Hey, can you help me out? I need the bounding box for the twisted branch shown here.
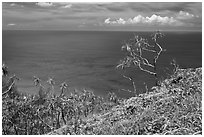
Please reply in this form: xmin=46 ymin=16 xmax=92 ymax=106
xmin=137 ymin=62 xmax=156 ymax=76
xmin=153 ymin=39 xmax=163 ymax=66
xmin=122 ymin=74 xmax=136 ymax=92
xmin=117 ymin=31 xmax=164 ymax=89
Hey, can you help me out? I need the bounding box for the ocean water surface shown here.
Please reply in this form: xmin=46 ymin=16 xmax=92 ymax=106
xmin=2 ymin=30 xmax=202 ymax=98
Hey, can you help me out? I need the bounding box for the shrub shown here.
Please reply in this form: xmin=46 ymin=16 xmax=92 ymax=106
xmin=2 ymin=64 xmax=117 ymax=135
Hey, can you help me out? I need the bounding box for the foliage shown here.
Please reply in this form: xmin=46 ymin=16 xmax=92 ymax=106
xmin=60 ymin=67 xmax=201 ymax=135
xmin=2 ymin=63 xmax=202 ymax=135
xmin=2 ymin=64 xmax=120 ymax=135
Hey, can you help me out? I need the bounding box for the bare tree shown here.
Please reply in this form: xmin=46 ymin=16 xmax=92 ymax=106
xmin=116 ymin=31 xmax=165 ymax=92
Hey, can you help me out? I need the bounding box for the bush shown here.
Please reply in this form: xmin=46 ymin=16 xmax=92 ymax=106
xmin=2 ymin=64 xmax=118 ymax=135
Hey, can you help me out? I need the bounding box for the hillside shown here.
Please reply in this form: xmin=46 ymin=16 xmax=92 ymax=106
xmin=47 ymin=67 xmax=202 ymax=135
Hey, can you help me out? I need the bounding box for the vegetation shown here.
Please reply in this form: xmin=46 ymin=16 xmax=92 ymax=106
xmin=2 ymin=32 xmax=202 ymax=135
xmin=117 ymin=31 xmax=165 ymax=92
xmin=2 ymin=65 xmax=121 ymax=135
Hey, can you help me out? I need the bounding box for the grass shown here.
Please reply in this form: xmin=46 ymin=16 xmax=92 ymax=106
xmin=2 ymin=65 xmax=202 ymax=135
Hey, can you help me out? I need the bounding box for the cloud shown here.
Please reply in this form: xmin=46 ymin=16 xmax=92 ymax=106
xmin=7 ymin=23 xmax=16 ymax=26
xmin=2 ymin=2 xmax=201 ymax=31
xmin=60 ymin=4 xmax=72 ymax=8
xmin=36 ymin=2 xmax=54 ymax=7
xmin=145 ymin=15 xmax=177 ymax=25
xmin=104 ymin=14 xmax=182 ymax=26
xmin=130 ymin=3 xmax=187 ymax=12
xmin=10 ymin=3 xmax=16 ymax=6
xmin=176 ymin=11 xmax=197 ymax=19
xmin=53 ymin=3 xmax=72 ymax=8
xmin=9 ymin=3 xmax=24 ymax=7
xmin=106 ymin=6 xmax=126 ymax=12
xmin=104 ymin=18 xmax=111 ymax=24
xmin=116 ymin=18 xmax=126 ymax=24
xmin=104 ymin=18 xmax=118 ymax=24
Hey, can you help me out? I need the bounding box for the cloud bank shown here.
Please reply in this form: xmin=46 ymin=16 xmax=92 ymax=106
xmin=177 ymin=11 xmax=197 ymax=19
xmin=104 ymin=10 xmax=198 ymax=26
xmin=36 ymin=2 xmax=54 ymax=7
xmin=104 ymin=14 xmax=182 ymax=26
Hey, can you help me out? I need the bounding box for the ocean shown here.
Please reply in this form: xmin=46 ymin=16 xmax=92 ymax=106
xmin=2 ymin=30 xmax=202 ymax=98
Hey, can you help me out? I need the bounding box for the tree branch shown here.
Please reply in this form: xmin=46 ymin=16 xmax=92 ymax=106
xmin=37 ymin=111 xmax=54 ymax=130
xmin=2 ymin=82 xmax=15 ymax=96
xmin=138 ymin=63 xmax=156 ymax=76
xmin=122 ymin=74 xmax=136 ymax=92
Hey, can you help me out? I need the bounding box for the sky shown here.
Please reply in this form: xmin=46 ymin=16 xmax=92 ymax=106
xmin=2 ymin=2 xmax=202 ymax=31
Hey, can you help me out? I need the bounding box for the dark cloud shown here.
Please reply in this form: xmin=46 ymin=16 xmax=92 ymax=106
xmin=184 ymin=2 xmax=202 ymax=17
xmin=129 ymin=2 xmax=190 ymax=13
xmin=57 ymin=16 xmax=97 ymax=20
xmin=103 ymin=3 xmax=128 ymax=12
xmin=106 ymin=7 xmax=125 ymax=12
xmin=69 ymin=4 xmax=105 ymax=13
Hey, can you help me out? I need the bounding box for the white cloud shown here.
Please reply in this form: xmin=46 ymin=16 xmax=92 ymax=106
xmin=105 ymin=18 xmax=126 ymax=24
xmin=61 ymin=4 xmax=72 ymax=8
xmin=10 ymin=3 xmax=24 ymax=7
xmin=104 ymin=14 xmax=182 ymax=26
xmin=129 ymin=15 xmax=145 ymax=23
xmin=117 ymin=18 xmax=126 ymax=24
xmin=177 ymin=11 xmax=195 ymax=19
xmin=10 ymin=3 xmax=16 ymax=6
xmin=7 ymin=23 xmax=16 ymax=26
xmin=145 ymin=14 xmax=177 ymax=25
xmin=36 ymin=2 xmax=73 ymax=8
xmin=36 ymin=2 xmax=54 ymax=7
xmin=104 ymin=18 xmax=111 ymax=24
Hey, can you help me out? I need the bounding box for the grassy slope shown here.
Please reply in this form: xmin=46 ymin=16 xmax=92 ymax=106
xmin=48 ymin=67 xmax=202 ymax=135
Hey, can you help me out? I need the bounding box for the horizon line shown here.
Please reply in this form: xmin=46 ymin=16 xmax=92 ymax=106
xmin=2 ymin=29 xmax=202 ymax=32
